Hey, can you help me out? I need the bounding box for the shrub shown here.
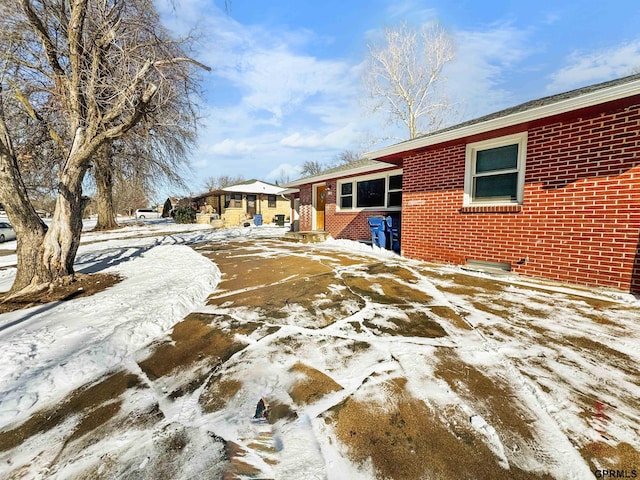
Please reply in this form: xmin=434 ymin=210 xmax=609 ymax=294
xmin=173 ymin=206 xmax=196 ymax=224
xmin=162 ymin=198 xmax=173 ymax=218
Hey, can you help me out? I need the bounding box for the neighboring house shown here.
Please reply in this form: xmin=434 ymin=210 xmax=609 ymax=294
xmin=193 ymin=179 xmax=291 ymax=227
xmin=287 ymin=74 xmax=640 ymax=293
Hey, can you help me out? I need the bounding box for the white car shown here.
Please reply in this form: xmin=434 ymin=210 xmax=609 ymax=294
xmin=135 ymin=209 xmax=161 ymax=219
xmin=0 ymin=221 xmax=16 ymax=243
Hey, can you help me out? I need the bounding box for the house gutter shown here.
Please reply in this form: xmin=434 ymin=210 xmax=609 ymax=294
xmin=366 ymin=77 xmax=640 ymax=161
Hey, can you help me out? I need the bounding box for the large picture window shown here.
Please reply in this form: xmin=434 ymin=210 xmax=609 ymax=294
xmin=337 ymin=170 xmax=402 ymax=211
xmin=464 ymin=133 xmax=527 ymax=205
xmin=357 ymin=178 xmax=385 ymax=208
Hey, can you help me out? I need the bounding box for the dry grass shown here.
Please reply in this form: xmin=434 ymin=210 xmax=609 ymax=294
xmin=434 ymin=348 xmax=537 ymax=442
xmin=200 ymin=375 xmax=243 ymax=413
xmin=365 ymin=263 xmax=419 ymax=283
xmin=580 ymin=441 xmax=640 ymax=473
xmin=342 ymin=274 xmax=433 ymax=304
xmin=288 ymin=362 xmax=343 ymax=406
xmin=471 ymin=299 xmax=510 ymax=317
xmin=566 ymin=336 xmax=639 ymax=380
xmin=138 ymin=313 xmax=246 ymax=381
xmin=206 ymin=252 xmax=366 ymax=327
xmin=204 ymin=247 xmax=333 ymax=294
xmin=0 ymin=371 xmax=141 ymax=452
xmin=223 ymin=441 xmax=264 ymax=479
xmin=208 ymin=272 xmax=362 ymax=325
xmin=438 ymin=272 xmax=506 ymax=294
xmin=362 ymin=310 xmax=447 ymax=338
xmin=329 ymin=377 xmax=545 ymax=480
xmin=427 ymin=305 xmax=472 ymax=330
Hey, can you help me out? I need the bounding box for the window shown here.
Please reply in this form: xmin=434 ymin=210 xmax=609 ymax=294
xmin=225 ymin=194 xmax=242 ymax=208
xmin=340 ymin=182 xmax=353 ymax=208
xmin=357 ymin=178 xmax=385 ymax=208
xmin=388 ymin=174 xmax=402 ymax=207
xmin=268 ymin=195 xmax=277 ymax=208
xmin=464 ymin=133 xmax=527 ymax=205
xmin=337 ymin=170 xmax=402 ymax=211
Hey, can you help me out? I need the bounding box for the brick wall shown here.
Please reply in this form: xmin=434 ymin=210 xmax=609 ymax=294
xmin=402 ymin=101 xmax=640 ymax=293
xmin=298 ymin=184 xmax=313 ymax=231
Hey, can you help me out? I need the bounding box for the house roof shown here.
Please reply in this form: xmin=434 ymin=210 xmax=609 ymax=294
xmin=367 ymin=73 xmax=640 ymax=161
xmin=192 ymin=179 xmax=288 ymax=199
xmin=284 ymin=158 xmax=397 ymax=187
xmin=222 ymin=179 xmax=287 ymax=195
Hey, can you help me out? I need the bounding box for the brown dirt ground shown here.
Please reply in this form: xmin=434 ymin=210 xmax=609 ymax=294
xmin=0 ymin=273 xmax=122 ymax=314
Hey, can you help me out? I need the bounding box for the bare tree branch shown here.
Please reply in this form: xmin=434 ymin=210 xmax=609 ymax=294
xmin=363 ymin=21 xmax=455 ymax=140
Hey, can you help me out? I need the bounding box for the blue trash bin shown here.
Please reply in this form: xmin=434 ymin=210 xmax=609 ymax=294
xmin=386 ymin=216 xmax=400 ymax=252
xmin=367 ymin=217 xmax=387 ymax=248
xmin=253 ymin=214 xmax=263 ymax=226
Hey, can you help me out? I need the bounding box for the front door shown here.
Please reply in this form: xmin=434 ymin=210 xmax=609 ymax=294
xmin=315 ymin=185 xmax=326 ymax=231
xmin=246 ymin=195 xmax=257 ymax=217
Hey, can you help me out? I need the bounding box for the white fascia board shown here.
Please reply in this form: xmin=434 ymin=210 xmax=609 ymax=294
xmin=367 ymin=79 xmax=640 ymax=160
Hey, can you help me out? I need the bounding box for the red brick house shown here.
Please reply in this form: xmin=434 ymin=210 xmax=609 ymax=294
xmin=287 ymin=74 xmax=640 ymax=293
xmin=285 ymin=158 xmax=402 ymax=240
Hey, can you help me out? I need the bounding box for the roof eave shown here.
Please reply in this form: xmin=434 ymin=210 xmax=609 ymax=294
xmin=284 ymin=161 xmax=398 ymax=187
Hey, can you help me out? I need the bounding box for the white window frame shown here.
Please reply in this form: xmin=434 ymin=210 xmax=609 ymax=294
xmin=336 ymin=169 xmax=403 ymax=212
xmin=463 ymin=132 xmax=527 ymax=206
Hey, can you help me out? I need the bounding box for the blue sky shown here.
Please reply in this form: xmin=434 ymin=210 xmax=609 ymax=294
xmin=154 ymin=0 xmax=640 ymax=197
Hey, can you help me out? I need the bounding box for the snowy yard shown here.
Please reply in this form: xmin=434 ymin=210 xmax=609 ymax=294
xmin=0 ymin=219 xmax=639 ymax=479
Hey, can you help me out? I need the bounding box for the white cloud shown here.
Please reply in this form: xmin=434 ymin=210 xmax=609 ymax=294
xmin=280 ymin=132 xmax=325 ymax=148
xmin=183 ymin=11 xmax=357 ymax=124
xmin=265 ymin=163 xmax=303 ymax=182
xmin=206 ymin=138 xmax=256 ymax=156
xmin=229 ymin=48 xmax=353 ymax=120
xmin=280 ymin=123 xmax=360 ymax=150
xmin=384 ymin=0 xmax=438 ymax=24
xmin=546 ymin=40 xmax=640 ymax=93
xmin=444 ymin=24 xmax=533 ymax=121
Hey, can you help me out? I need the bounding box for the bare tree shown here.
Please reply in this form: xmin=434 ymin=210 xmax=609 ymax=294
xmin=202 ymin=174 xmax=245 ymax=191
xmin=0 ymin=87 xmax=49 ymax=291
xmin=273 ymin=168 xmax=290 ymax=186
xmin=113 ymin=175 xmax=148 ymax=216
xmin=0 ymin=0 xmax=208 ymax=294
xmin=299 ymin=160 xmax=324 ymax=177
xmin=1 ymin=89 xmax=61 ymax=214
xmin=92 ymin=141 xmax=119 ymax=229
xmin=363 ymin=21 xmax=455 ymax=140
xmin=334 ymin=149 xmax=362 ymax=166
xmin=92 ymin=115 xmax=195 ymax=231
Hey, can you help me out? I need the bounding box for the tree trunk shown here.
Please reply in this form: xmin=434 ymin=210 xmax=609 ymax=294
xmin=0 ymin=96 xmax=48 ymax=295
xmin=39 ymin=159 xmax=89 ymax=283
xmin=93 ymin=141 xmax=119 ymax=231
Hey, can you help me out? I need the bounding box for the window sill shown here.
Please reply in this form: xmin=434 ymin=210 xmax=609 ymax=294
xmin=335 ymin=207 xmax=402 ymax=214
xmin=459 ymin=204 xmax=522 ymax=214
